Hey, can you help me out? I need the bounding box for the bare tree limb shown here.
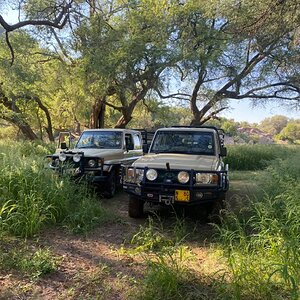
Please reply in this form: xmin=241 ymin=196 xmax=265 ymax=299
xmin=154 ymin=88 xmax=191 ymax=100
xmin=49 ymin=27 xmax=74 ymax=63
xmin=200 ymin=107 xmax=229 ymax=124
xmin=0 ymin=2 xmax=72 ymax=32
xmin=5 ymin=31 xmax=14 ymax=66
xmin=0 ymin=1 xmax=73 ymax=64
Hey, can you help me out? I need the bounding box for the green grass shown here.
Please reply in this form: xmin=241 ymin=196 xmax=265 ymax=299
xmin=0 ymin=140 xmax=113 ymax=237
xmin=229 ymin=170 xmax=262 ymax=181
xmin=224 ymin=144 xmax=299 ymax=170
xmin=0 ymin=239 xmax=59 ymax=280
xmin=218 ymin=150 xmax=300 ymax=299
xmin=122 ymin=216 xmax=228 ymax=300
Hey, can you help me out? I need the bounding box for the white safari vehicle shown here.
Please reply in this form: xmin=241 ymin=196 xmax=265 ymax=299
xmin=123 ymin=126 xmax=229 ymax=218
xmin=47 ymin=129 xmax=143 ymax=198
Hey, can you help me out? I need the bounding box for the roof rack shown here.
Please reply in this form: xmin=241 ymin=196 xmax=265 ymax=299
xmin=171 ymin=125 xmax=222 ymax=131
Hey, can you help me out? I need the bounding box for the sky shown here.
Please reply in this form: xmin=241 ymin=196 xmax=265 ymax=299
xmin=1 ymin=8 xmax=299 ymax=124
xmin=222 ymin=100 xmax=299 ymax=123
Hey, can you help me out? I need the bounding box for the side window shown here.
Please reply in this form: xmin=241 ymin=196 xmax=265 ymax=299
xmin=133 ymin=134 xmax=142 ymax=150
xmin=125 ymin=133 xmax=134 ymax=150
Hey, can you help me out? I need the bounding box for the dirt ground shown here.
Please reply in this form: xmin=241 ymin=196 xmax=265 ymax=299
xmin=0 ymin=181 xmax=252 ymax=300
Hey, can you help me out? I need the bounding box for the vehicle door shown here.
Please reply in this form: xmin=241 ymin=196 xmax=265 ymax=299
xmin=123 ymin=132 xmax=143 ymax=165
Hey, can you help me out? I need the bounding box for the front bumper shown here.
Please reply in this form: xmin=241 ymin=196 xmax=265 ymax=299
xmin=49 ymin=165 xmax=111 ymax=183
xmin=47 ymin=152 xmax=112 ymax=184
xmin=124 ymin=183 xmax=225 ymax=205
xmin=123 ymin=168 xmax=228 ymax=205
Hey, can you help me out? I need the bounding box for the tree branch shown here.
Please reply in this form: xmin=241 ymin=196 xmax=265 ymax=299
xmin=50 ymin=27 xmax=74 ymax=63
xmin=0 ymin=1 xmax=73 ymax=32
xmin=0 ymin=1 xmax=73 ymax=64
xmin=5 ymin=31 xmax=14 ymax=66
xmin=154 ymin=88 xmax=191 ymax=100
xmin=200 ymin=107 xmax=229 ymax=124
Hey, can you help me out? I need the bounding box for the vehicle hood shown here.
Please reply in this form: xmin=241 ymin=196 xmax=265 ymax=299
xmin=133 ymin=153 xmax=221 ymax=171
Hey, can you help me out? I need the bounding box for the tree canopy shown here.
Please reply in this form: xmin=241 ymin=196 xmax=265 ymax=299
xmin=0 ymin=0 xmax=299 ymax=139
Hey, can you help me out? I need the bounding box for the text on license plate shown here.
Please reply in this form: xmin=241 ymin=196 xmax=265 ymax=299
xmin=175 ymin=190 xmax=190 ymax=202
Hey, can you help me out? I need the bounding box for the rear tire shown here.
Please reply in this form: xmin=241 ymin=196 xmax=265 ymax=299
xmin=128 ymin=195 xmax=144 ymax=218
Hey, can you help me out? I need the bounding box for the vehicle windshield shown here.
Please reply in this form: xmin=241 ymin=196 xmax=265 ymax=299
xmin=76 ymin=131 xmax=123 ymax=149
xmin=150 ymin=131 xmax=215 ymax=155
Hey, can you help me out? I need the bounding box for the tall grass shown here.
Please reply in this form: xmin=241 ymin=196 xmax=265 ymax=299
xmin=224 ymin=144 xmax=298 ymax=170
xmin=0 ymin=140 xmax=111 ymax=237
xmin=218 ymin=150 xmax=300 ymax=299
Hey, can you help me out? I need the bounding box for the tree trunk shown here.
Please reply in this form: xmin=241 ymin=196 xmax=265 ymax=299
xmin=0 ymin=91 xmax=39 ymax=140
xmin=90 ymin=97 xmax=106 ymax=128
xmin=3 ymin=115 xmax=38 ymax=140
xmin=115 ymin=115 xmax=131 ymax=128
xmin=114 ymin=97 xmax=140 ymax=128
xmin=32 ymin=96 xmax=54 ymax=141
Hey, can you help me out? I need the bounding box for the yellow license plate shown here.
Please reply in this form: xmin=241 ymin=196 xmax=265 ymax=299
xmin=175 ymin=190 xmax=190 ymax=202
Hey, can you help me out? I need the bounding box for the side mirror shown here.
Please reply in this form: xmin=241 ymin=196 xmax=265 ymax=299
xmin=142 ymin=144 xmax=148 ymax=153
xmin=60 ymin=142 xmax=67 ymax=150
xmin=220 ymin=147 xmax=227 ymax=157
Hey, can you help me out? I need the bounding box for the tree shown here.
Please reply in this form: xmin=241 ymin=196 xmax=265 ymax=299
xmin=1 ymin=0 xmax=300 ymax=136
xmin=75 ymin=0 xmax=179 ymax=128
xmin=0 ymin=30 xmax=84 ymax=141
xmin=276 ymin=120 xmax=300 ymax=143
xmin=259 ymin=115 xmax=289 ymax=135
xmin=160 ymin=0 xmax=300 ymax=125
xmin=0 ymin=0 xmax=74 ymax=65
xmin=0 ymin=32 xmax=55 ymax=140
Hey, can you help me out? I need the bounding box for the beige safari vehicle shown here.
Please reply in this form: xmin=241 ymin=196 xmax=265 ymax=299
xmin=123 ymin=126 xmax=229 ymax=218
xmin=47 ymin=129 xmax=144 ymax=198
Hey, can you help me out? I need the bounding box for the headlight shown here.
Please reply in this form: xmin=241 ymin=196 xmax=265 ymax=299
xmin=126 ymin=168 xmax=144 ymax=182
xmin=52 ymin=158 xmax=60 ymax=167
xmin=127 ymin=168 xmax=135 ymax=180
xmin=196 ymin=173 xmax=218 ymax=184
xmin=59 ymin=153 xmax=67 ymax=162
xmin=178 ymin=171 xmax=190 ymax=184
xmin=73 ymin=153 xmax=81 ymax=162
xmin=88 ymin=159 xmax=97 ymax=168
xmin=146 ymin=169 xmax=157 ymax=181
xmin=136 ymin=169 xmax=144 ymax=182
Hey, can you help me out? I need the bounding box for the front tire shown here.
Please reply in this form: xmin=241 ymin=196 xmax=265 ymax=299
xmin=208 ymin=199 xmax=225 ymax=223
xmin=128 ymin=195 xmax=144 ymax=218
xmin=104 ymin=172 xmax=117 ymax=198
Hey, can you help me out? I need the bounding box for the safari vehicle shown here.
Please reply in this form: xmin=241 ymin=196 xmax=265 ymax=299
xmin=123 ymin=126 xmax=229 ymax=218
xmin=47 ymin=129 xmax=143 ymax=198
